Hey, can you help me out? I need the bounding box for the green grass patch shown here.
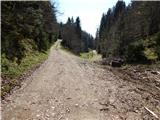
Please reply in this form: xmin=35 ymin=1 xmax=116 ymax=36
xmin=1 ymin=50 xmax=49 ymax=98
xmin=60 ymin=45 xmax=78 ymax=56
xmin=1 ymin=51 xmax=48 ymax=79
xmin=80 ymin=50 xmax=102 ymax=61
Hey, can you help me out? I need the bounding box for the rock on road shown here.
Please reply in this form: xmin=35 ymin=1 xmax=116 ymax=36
xmin=2 ymin=40 xmax=160 ymax=120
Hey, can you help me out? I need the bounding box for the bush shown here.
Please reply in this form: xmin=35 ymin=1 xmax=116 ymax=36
xmin=1 ymin=51 xmax=49 ymax=98
xmin=144 ymin=48 xmax=158 ymax=61
xmin=143 ymin=32 xmax=160 ymax=62
xmin=125 ymin=40 xmax=147 ymax=63
xmin=80 ymin=50 xmax=94 ymax=59
xmin=80 ymin=50 xmax=101 ymax=61
xmin=1 ymin=51 xmax=48 ymax=79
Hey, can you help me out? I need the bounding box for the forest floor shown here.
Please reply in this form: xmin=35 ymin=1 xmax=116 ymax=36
xmin=2 ymin=40 xmax=160 ymax=120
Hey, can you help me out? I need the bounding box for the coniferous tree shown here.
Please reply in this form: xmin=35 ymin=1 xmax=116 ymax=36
xmin=60 ymin=16 xmax=94 ymax=54
xmin=96 ymin=1 xmax=160 ymax=62
xmin=1 ymin=1 xmax=58 ymax=63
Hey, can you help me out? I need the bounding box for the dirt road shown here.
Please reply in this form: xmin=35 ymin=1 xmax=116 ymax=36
xmin=2 ymin=40 xmax=160 ymax=120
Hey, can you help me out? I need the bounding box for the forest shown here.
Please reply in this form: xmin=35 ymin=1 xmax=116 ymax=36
xmin=1 ymin=1 xmax=160 ymax=120
xmin=1 ymin=1 xmax=94 ymax=79
xmin=1 ymin=1 xmax=160 ymax=96
xmin=1 ymin=1 xmax=94 ymax=97
xmin=96 ymin=1 xmax=160 ymax=63
xmin=60 ymin=17 xmax=95 ymax=54
xmin=2 ymin=1 xmax=58 ymax=63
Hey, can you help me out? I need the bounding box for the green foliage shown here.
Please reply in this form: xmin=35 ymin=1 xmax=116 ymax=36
xmin=143 ymin=32 xmax=160 ymax=61
xmin=1 ymin=52 xmax=48 ymax=79
xmin=60 ymin=17 xmax=95 ymax=54
xmin=125 ymin=40 xmax=146 ymax=63
xmin=154 ymin=32 xmax=160 ymax=59
xmin=96 ymin=1 xmax=160 ymax=63
xmin=144 ymin=48 xmax=158 ymax=61
xmin=1 ymin=51 xmax=49 ymax=98
xmin=1 ymin=1 xmax=58 ymax=62
xmin=80 ymin=50 xmax=101 ymax=61
xmin=80 ymin=52 xmax=94 ymax=59
xmin=1 ymin=1 xmax=59 ymax=98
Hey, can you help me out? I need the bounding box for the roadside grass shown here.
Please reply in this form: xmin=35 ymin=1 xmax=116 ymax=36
xmin=80 ymin=50 xmax=102 ymax=61
xmin=60 ymin=44 xmax=102 ymax=61
xmin=60 ymin=45 xmax=78 ymax=56
xmin=1 ymin=51 xmax=49 ymax=98
xmin=2 ymin=51 xmax=49 ymax=79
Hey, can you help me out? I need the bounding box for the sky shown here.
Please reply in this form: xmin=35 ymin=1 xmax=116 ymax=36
xmin=54 ymin=0 xmax=131 ymax=37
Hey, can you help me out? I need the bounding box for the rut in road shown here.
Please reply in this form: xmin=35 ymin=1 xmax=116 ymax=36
xmin=2 ymin=40 xmax=160 ymax=120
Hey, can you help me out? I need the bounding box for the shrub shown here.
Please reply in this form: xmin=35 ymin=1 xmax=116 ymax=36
xmin=125 ymin=40 xmax=147 ymax=63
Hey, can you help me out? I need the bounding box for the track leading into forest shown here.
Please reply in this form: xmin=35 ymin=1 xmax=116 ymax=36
xmin=2 ymin=40 xmax=160 ymax=120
